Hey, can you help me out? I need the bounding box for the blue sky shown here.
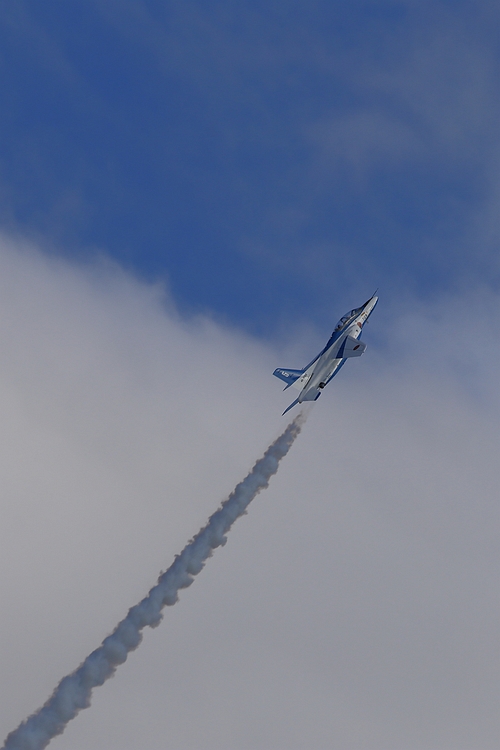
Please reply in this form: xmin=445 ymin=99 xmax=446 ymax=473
xmin=1 ymin=0 xmax=498 ymax=335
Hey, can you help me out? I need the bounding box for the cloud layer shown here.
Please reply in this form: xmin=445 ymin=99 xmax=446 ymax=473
xmin=0 ymin=236 xmax=499 ymax=749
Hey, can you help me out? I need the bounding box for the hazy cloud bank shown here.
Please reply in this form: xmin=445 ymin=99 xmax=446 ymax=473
xmin=0 ymin=235 xmax=499 ymax=749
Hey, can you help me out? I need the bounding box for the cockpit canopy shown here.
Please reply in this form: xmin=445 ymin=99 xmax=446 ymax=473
xmin=334 ymin=306 xmax=363 ymax=331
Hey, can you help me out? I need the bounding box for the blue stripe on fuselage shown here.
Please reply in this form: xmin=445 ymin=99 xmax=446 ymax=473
xmin=303 ymin=302 xmax=374 ymax=374
xmin=324 ymin=358 xmax=347 ymax=385
xmin=302 ymin=329 xmax=343 ymax=372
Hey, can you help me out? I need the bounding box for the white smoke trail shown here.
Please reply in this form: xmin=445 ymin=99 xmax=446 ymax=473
xmin=3 ymin=413 xmax=305 ymax=750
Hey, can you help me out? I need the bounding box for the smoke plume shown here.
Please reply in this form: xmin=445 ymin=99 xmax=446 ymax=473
xmin=2 ymin=413 xmax=305 ymax=750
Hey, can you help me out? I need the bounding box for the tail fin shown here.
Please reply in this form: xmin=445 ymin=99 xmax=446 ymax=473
xmin=273 ymin=368 xmax=303 ymax=390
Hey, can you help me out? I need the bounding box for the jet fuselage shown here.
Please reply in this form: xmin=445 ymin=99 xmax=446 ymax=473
xmin=274 ymin=295 xmax=378 ymax=414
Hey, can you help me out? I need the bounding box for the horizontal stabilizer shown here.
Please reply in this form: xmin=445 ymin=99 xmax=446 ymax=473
xmin=336 ymin=335 xmax=366 ymax=359
xmin=273 ymin=368 xmax=303 ymax=387
xmin=282 ymin=397 xmax=300 ymax=416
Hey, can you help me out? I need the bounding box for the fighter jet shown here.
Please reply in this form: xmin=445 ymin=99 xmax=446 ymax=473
xmin=274 ymin=294 xmax=378 ymax=415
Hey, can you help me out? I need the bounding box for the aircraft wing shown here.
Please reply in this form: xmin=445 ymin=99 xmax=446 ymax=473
xmin=336 ymin=335 xmax=366 ymax=358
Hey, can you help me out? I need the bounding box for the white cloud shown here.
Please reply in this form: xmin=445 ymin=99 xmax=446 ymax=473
xmin=0 ymin=235 xmax=499 ymax=749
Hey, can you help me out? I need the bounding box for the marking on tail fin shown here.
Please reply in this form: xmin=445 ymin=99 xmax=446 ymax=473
xmin=273 ymin=368 xmax=303 ymax=387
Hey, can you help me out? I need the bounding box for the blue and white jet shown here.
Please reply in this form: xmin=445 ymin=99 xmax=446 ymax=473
xmin=274 ymin=294 xmax=378 ymax=414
